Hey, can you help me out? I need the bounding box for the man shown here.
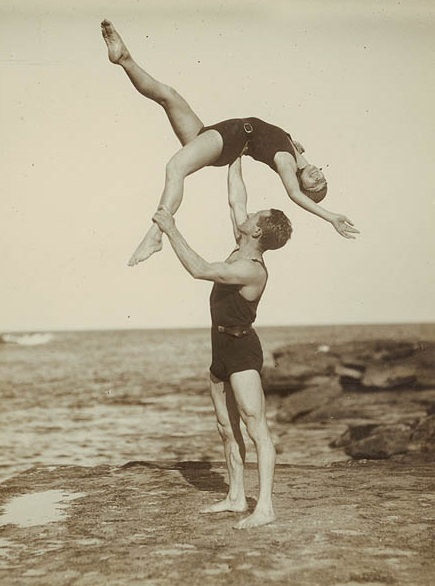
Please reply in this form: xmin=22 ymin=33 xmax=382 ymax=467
xmin=152 ymin=158 xmax=292 ymax=529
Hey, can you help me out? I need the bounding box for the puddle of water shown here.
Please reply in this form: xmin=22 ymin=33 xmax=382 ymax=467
xmin=0 ymin=490 xmax=85 ymax=528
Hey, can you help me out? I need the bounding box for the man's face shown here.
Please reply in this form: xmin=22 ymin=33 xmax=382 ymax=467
xmin=300 ymin=164 xmax=326 ymax=191
xmin=239 ymin=210 xmax=271 ymax=235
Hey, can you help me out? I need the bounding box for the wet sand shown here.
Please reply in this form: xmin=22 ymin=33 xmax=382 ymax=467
xmin=0 ymin=458 xmax=433 ymax=586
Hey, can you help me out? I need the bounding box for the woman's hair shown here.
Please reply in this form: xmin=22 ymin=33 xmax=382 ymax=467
xmin=300 ymin=183 xmax=328 ymax=203
xmin=258 ymin=209 xmax=293 ymax=251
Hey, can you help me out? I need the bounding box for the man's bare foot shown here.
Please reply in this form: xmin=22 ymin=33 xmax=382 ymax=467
xmin=200 ymin=498 xmax=248 ymax=514
xmin=101 ymin=19 xmax=130 ymax=64
xmin=233 ymin=508 xmax=275 ymax=530
xmin=128 ymin=234 xmax=163 ymax=266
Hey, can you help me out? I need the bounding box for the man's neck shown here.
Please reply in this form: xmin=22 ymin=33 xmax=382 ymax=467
xmin=236 ymin=236 xmax=262 ymax=260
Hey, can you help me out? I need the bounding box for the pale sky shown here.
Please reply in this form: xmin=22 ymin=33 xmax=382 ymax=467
xmin=1 ymin=0 xmax=434 ymax=331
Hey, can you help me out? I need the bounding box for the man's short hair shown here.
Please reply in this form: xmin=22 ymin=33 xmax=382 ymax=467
xmin=258 ymin=209 xmax=293 ymax=251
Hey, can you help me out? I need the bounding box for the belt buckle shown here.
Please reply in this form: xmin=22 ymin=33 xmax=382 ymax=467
xmin=243 ymin=122 xmax=253 ymax=134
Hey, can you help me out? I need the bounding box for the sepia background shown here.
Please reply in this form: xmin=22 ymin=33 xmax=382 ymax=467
xmin=1 ymin=0 xmax=434 ymax=333
xmin=1 ymin=3 xmax=435 ymax=584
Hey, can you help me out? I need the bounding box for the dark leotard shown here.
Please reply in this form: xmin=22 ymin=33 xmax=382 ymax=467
xmin=198 ymin=117 xmax=296 ymax=170
xmin=209 ymin=258 xmax=267 ymax=382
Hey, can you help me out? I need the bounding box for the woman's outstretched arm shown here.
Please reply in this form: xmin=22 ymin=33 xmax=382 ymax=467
xmin=275 ymin=153 xmax=359 ymax=239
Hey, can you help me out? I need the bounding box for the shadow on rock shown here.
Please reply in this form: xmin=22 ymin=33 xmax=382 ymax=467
xmin=120 ymin=460 xmax=228 ymax=493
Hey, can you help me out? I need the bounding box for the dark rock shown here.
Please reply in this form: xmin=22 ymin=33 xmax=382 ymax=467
xmin=409 ymin=415 xmax=435 ymax=454
xmin=267 ymin=338 xmax=435 ymax=461
xmin=276 ymin=380 xmax=342 ymax=423
xmin=264 ymin=339 xmax=435 ymax=394
xmin=343 ymin=423 xmax=413 ymax=459
xmin=262 ymin=344 xmax=339 ymax=394
xmin=330 ymin=424 xmax=379 ymax=448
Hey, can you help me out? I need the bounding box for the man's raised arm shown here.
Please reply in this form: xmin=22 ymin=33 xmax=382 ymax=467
xmin=227 ymin=157 xmax=248 ymax=241
xmin=152 ymin=209 xmax=258 ymax=286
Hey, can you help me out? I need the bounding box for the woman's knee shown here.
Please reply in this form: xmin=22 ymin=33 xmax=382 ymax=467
xmin=165 ymin=153 xmax=189 ymax=180
xmin=158 ymin=84 xmax=182 ymax=109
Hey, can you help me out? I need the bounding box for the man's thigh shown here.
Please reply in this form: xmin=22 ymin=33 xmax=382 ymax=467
xmin=209 ymin=374 xmax=239 ymax=428
xmin=229 ymin=370 xmax=266 ymax=420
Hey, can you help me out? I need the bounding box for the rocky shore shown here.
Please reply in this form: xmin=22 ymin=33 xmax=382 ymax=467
xmin=0 ymin=338 xmax=434 ymax=586
xmin=264 ymin=338 xmax=435 ymax=461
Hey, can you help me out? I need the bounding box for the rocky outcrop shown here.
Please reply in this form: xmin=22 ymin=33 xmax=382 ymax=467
xmin=330 ymin=423 xmax=413 ymax=459
xmin=264 ymin=339 xmax=435 ymax=460
xmin=263 ymin=339 xmax=435 ymax=393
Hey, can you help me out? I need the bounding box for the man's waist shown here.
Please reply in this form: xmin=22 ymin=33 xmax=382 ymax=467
xmin=215 ymin=324 xmax=253 ymax=338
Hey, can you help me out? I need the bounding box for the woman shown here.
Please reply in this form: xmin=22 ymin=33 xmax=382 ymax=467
xmin=101 ymin=20 xmax=358 ymax=265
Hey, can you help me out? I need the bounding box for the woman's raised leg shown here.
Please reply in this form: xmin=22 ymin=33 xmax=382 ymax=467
xmin=101 ymin=19 xmax=203 ymax=145
xmin=127 ymin=129 xmax=223 ymax=265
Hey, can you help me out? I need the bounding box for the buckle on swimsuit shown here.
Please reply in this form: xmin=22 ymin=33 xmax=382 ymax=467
xmin=217 ymin=325 xmax=251 ymax=338
xmin=243 ymin=122 xmax=254 ymax=134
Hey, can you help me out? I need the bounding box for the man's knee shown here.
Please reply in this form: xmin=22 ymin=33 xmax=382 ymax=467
xmin=244 ymin=414 xmax=271 ymax=444
xmin=216 ymin=420 xmax=234 ymax=443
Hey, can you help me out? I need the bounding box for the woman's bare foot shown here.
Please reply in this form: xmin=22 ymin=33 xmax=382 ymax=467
xmin=101 ymin=19 xmax=130 ymax=64
xmin=128 ymin=231 xmax=163 ymax=266
xmin=200 ymin=498 xmax=248 ymax=514
xmin=233 ymin=507 xmax=275 ymax=530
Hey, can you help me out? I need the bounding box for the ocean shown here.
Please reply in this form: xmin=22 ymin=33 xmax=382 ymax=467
xmin=1 ymin=323 xmax=434 ymax=483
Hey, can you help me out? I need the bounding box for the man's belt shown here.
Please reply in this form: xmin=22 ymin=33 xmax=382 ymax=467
xmin=217 ymin=325 xmax=252 ymax=338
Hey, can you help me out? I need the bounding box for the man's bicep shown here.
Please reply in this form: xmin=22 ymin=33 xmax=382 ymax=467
xmin=229 ymin=208 xmax=241 ymax=241
xmin=202 ymin=260 xmax=255 ymax=285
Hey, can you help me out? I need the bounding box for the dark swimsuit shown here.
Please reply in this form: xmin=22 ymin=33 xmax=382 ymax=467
xmin=209 ymin=257 xmax=267 ymax=382
xmin=198 ymin=117 xmax=297 ymax=171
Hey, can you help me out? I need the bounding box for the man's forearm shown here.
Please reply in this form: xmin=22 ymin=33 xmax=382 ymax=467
xmin=228 ymin=158 xmax=248 ymax=226
xmin=165 ymin=224 xmax=210 ymax=279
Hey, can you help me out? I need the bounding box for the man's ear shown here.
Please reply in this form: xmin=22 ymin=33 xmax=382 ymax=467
xmin=252 ymin=225 xmax=262 ymax=240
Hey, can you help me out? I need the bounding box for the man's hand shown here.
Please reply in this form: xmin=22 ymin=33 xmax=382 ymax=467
xmin=152 ymin=208 xmax=175 ymax=234
xmin=330 ymin=214 xmax=360 ymax=239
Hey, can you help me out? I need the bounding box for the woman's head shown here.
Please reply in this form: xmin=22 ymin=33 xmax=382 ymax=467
xmin=297 ymin=165 xmax=328 ymax=203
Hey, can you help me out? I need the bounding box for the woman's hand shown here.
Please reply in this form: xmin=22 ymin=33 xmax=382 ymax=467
xmin=330 ymin=214 xmax=360 ymax=239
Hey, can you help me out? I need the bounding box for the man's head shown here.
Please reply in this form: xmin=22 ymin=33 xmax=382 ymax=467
xmin=297 ymin=165 xmax=327 ymax=203
xmin=240 ymin=209 xmax=293 ymax=251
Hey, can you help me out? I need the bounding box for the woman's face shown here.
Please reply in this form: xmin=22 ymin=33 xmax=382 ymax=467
xmin=300 ymin=164 xmax=326 ymax=191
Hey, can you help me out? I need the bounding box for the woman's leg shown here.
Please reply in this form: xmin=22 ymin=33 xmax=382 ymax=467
xmin=101 ymin=19 xmax=203 ymax=145
xmin=200 ymin=374 xmax=248 ymax=514
xmin=128 ymin=129 xmax=223 ymax=265
xmin=229 ymin=369 xmax=276 ymax=529
xmin=102 ymin=20 xmax=225 ymax=264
